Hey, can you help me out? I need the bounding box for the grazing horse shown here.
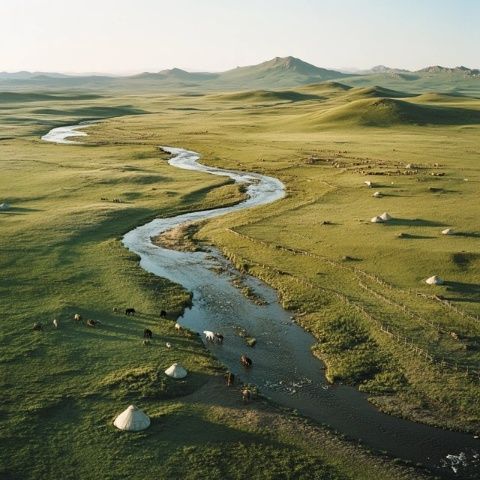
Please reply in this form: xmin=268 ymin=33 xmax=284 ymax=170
xmin=112 ymin=307 xmax=118 ymax=313
xmin=240 ymin=355 xmax=252 ymax=368
xmin=242 ymin=388 xmax=251 ymax=403
xmin=125 ymin=308 xmax=136 ymax=316
xmin=225 ymin=372 xmax=235 ymax=387
xmin=143 ymin=328 xmax=153 ymax=339
xmin=214 ymin=333 xmax=224 ymax=344
xmin=33 ymin=322 xmax=43 ymax=331
xmin=53 ymin=319 xmax=58 ymax=328
xmin=86 ymin=319 xmax=97 ymax=327
xmin=203 ymin=330 xmax=216 ymax=342
xmin=160 ymin=310 xmax=167 ymax=318
xmin=175 ymin=322 xmax=182 ymax=331
xmin=74 ymin=313 xmax=82 ymax=322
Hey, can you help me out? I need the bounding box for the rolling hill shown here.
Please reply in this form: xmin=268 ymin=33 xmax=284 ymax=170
xmin=295 ymin=97 xmax=480 ymax=128
xmin=206 ymin=89 xmax=322 ymax=103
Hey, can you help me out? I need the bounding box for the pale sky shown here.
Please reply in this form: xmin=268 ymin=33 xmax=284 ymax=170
xmin=1 ymin=0 xmax=478 ymax=74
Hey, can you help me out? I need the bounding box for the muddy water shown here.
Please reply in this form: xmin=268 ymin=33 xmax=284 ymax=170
xmin=43 ymin=125 xmax=479 ymax=478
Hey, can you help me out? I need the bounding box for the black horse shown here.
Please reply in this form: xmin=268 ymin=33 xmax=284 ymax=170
xmin=143 ymin=328 xmax=153 ymax=339
xmin=160 ymin=310 xmax=167 ymax=318
xmin=125 ymin=308 xmax=136 ymax=316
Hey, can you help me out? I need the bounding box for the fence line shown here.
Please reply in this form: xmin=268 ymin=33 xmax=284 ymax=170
xmin=224 ymin=228 xmax=480 ymax=381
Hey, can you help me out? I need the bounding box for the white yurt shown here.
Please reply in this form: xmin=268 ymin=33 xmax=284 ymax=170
xmin=426 ymin=275 xmax=444 ymax=285
xmin=364 ymin=181 xmax=373 ymax=188
xmin=113 ymin=405 xmax=150 ymax=431
xmin=373 ymin=191 xmax=382 ymax=198
xmin=441 ymin=228 xmax=454 ymax=235
xmin=379 ymin=212 xmax=392 ymax=222
xmin=165 ymin=363 xmax=187 ymax=379
xmin=371 ymin=216 xmax=384 ymax=223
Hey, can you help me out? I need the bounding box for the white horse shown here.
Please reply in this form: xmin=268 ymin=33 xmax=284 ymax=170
xmin=53 ymin=319 xmax=58 ymax=328
xmin=203 ymin=330 xmax=216 ymax=342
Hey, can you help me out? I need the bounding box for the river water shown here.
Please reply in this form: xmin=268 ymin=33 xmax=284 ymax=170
xmin=42 ymin=124 xmax=480 ymax=478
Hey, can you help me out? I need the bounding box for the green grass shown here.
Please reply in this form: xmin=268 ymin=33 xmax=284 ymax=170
xmin=2 ymin=79 xmax=479 ymax=478
xmin=76 ymin=84 xmax=480 ymax=432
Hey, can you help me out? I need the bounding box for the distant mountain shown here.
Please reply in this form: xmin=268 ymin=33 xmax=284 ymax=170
xmin=0 ymin=71 xmax=71 ymax=80
xmin=416 ymin=65 xmax=480 ymax=76
xmin=0 ymin=56 xmax=347 ymax=91
xmin=218 ymin=56 xmax=347 ymax=88
xmin=133 ymin=68 xmax=218 ymax=82
xmin=0 ymin=58 xmax=478 ymax=95
xmin=367 ymin=65 xmax=411 ymax=74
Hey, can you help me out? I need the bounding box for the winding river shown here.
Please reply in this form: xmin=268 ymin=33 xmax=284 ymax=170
xmin=43 ymin=124 xmax=479 ymax=478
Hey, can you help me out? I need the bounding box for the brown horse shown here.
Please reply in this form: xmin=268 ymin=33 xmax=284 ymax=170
xmin=240 ymin=355 xmax=252 ymax=368
xmin=242 ymin=388 xmax=251 ymax=403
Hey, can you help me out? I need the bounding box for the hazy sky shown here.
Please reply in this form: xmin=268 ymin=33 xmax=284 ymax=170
xmin=1 ymin=0 xmax=478 ymax=73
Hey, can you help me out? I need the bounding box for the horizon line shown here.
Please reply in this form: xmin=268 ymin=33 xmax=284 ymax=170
xmin=1 ymin=56 xmax=479 ymax=77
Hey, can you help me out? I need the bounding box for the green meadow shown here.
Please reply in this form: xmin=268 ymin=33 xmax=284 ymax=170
xmin=1 ymin=78 xmax=479 ymax=479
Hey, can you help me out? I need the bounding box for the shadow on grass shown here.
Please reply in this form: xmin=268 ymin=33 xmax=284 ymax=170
xmin=0 ymin=207 xmax=42 ymax=215
xmin=444 ymin=281 xmax=480 ymax=297
xmin=396 ymin=233 xmax=434 ymax=239
xmin=455 ymin=231 xmax=480 ymax=238
xmin=386 ymin=218 xmax=446 ymax=227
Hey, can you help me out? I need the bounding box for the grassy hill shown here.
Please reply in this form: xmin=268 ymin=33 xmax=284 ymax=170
xmin=0 ymin=91 xmax=102 ymax=103
xmin=297 ymin=97 xmax=480 ymax=128
xmin=341 ymin=86 xmax=413 ymax=100
xmin=409 ymin=92 xmax=477 ymax=103
xmin=342 ymin=67 xmax=480 ymax=96
xmin=206 ymin=89 xmax=322 ymax=103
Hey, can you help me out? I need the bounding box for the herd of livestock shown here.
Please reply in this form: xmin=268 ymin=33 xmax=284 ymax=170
xmin=32 ymin=307 xmax=255 ymax=402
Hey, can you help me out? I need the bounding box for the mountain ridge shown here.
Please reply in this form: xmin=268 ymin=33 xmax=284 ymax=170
xmin=1 ymin=57 xmax=479 ymax=93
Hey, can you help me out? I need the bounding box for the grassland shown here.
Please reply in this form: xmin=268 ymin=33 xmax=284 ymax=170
xmin=1 ymin=80 xmax=479 ymax=479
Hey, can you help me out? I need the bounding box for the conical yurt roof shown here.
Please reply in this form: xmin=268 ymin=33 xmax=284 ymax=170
xmin=165 ymin=362 xmax=187 ymax=379
xmin=113 ymin=405 xmax=150 ymax=431
xmin=426 ymin=275 xmax=443 ymax=285
xmin=379 ymin=212 xmax=392 ymax=221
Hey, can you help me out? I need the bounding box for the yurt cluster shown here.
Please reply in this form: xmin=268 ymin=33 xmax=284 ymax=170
xmin=366 ymin=178 xmax=456 ymax=288
xmin=113 ymin=362 xmax=187 ymax=431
